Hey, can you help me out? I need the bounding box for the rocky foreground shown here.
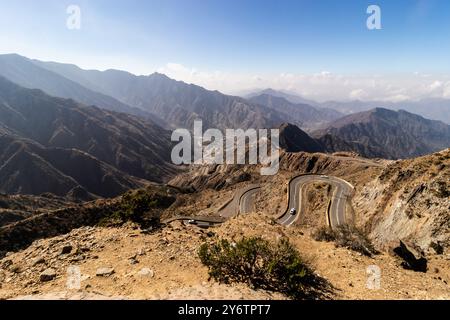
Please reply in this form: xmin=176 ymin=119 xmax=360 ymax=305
xmin=0 ymin=214 xmax=448 ymax=300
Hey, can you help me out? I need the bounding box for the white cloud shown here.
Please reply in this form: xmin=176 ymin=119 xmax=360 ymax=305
xmin=425 ymin=80 xmax=444 ymax=97
xmin=156 ymin=62 xmax=450 ymax=102
xmin=443 ymin=82 xmax=450 ymax=98
xmin=349 ymin=89 xmax=368 ymax=100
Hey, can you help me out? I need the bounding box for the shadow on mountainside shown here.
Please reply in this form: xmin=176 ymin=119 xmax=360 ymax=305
xmin=0 ymin=186 xmax=176 ymax=258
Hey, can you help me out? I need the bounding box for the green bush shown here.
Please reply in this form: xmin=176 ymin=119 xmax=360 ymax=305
xmin=119 ymin=190 xmax=160 ymax=221
xmin=312 ymin=226 xmax=336 ymax=242
xmin=313 ymin=224 xmax=377 ymax=257
xmin=431 ymin=181 xmax=449 ymax=198
xmin=199 ymin=237 xmax=331 ymax=299
xmin=100 ymin=188 xmax=175 ymax=228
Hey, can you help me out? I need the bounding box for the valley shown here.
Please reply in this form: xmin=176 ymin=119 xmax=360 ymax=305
xmin=0 ymin=146 xmax=448 ymax=300
xmin=0 ymin=54 xmax=448 ymax=301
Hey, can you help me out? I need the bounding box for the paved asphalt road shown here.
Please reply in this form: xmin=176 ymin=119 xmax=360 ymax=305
xmin=239 ymin=187 xmax=261 ymax=214
xmin=217 ymin=184 xmax=261 ymax=218
xmin=165 ymin=174 xmax=353 ymax=230
xmin=277 ymin=174 xmax=354 ymax=228
xmin=164 ymin=185 xmax=261 ymax=227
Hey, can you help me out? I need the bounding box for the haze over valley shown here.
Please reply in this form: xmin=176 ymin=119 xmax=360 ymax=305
xmin=0 ymin=0 xmax=449 ymax=302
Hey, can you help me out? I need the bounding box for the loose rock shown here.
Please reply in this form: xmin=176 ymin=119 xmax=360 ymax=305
xmin=96 ymin=267 xmax=115 ymax=277
xmin=40 ymin=268 xmax=57 ymax=282
xmin=393 ymin=241 xmax=428 ymax=272
xmin=137 ymin=268 xmax=154 ymax=278
xmin=60 ymin=245 xmax=73 ymax=255
xmin=32 ymin=257 xmax=45 ymax=266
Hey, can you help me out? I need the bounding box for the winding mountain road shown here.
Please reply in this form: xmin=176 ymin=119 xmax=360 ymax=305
xmin=217 ymin=185 xmax=261 ymax=218
xmin=163 ymin=185 xmax=261 ymax=227
xmin=239 ymin=187 xmax=261 ymax=214
xmin=163 ymin=174 xmax=354 ymax=230
xmin=277 ymin=174 xmax=354 ymax=228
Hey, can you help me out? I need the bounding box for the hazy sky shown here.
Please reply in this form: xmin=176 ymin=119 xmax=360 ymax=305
xmin=1 ymin=0 xmax=450 ymax=101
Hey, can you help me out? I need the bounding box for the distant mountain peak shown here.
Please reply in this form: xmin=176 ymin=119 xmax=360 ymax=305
xmin=371 ymin=107 xmax=397 ymax=115
xmin=279 ymin=123 xmax=324 ymax=153
xmin=246 ymin=88 xmax=319 ymax=106
xmin=314 ymin=108 xmax=450 ymax=159
xmin=248 ymin=93 xmax=343 ymax=131
xmin=148 ymin=72 xmax=171 ymax=79
xmin=260 ymin=88 xmax=283 ymax=95
xmin=0 ymin=53 xmax=28 ymax=60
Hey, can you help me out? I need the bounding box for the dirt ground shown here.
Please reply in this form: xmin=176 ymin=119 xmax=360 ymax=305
xmin=1 ymin=214 xmax=448 ymax=300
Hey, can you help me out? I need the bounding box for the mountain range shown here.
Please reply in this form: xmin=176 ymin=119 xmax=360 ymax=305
xmin=248 ymin=93 xmax=343 ymax=130
xmin=0 ymin=76 xmax=177 ymax=199
xmin=0 ymin=54 xmax=161 ymax=121
xmin=246 ymin=88 xmax=450 ymax=125
xmin=18 ymin=56 xmax=285 ymax=131
xmin=313 ymin=108 xmax=450 ymax=159
xmin=0 ymin=54 xmax=449 ymax=198
xmin=320 ymin=98 xmax=450 ymax=125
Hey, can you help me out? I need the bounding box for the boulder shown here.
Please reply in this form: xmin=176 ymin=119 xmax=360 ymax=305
xmin=137 ymin=268 xmax=154 ymax=278
xmin=40 ymin=268 xmax=57 ymax=282
xmin=96 ymin=267 xmax=115 ymax=277
xmin=393 ymin=240 xmax=427 ymax=272
xmin=60 ymin=245 xmax=73 ymax=255
xmin=32 ymin=257 xmax=45 ymax=266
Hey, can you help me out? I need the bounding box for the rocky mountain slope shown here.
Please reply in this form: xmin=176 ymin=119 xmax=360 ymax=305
xmin=0 ymin=76 xmax=178 ymax=198
xmin=0 ymin=54 xmax=156 ymax=120
xmin=279 ymin=123 xmax=324 ymax=153
xmin=354 ymin=148 xmax=449 ymax=250
xmin=168 ymin=147 xmax=448 ymax=253
xmin=0 ymin=194 xmax=74 ymax=228
xmin=313 ymin=108 xmax=450 ymax=159
xmin=0 ymin=135 xmax=146 ymax=199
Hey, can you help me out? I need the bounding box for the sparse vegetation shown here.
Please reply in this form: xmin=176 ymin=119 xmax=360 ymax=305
xmin=313 ymin=226 xmax=337 ymax=242
xmin=313 ymin=224 xmax=377 ymax=257
xmin=99 ymin=188 xmax=175 ymax=228
xmin=198 ymin=236 xmax=332 ymax=299
xmin=430 ymin=181 xmax=449 ymax=198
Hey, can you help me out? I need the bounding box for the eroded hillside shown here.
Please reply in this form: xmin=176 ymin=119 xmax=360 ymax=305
xmin=0 ymin=150 xmax=448 ymax=300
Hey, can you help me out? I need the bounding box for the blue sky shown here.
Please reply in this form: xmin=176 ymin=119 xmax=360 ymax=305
xmin=1 ymin=0 xmax=450 ymax=100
